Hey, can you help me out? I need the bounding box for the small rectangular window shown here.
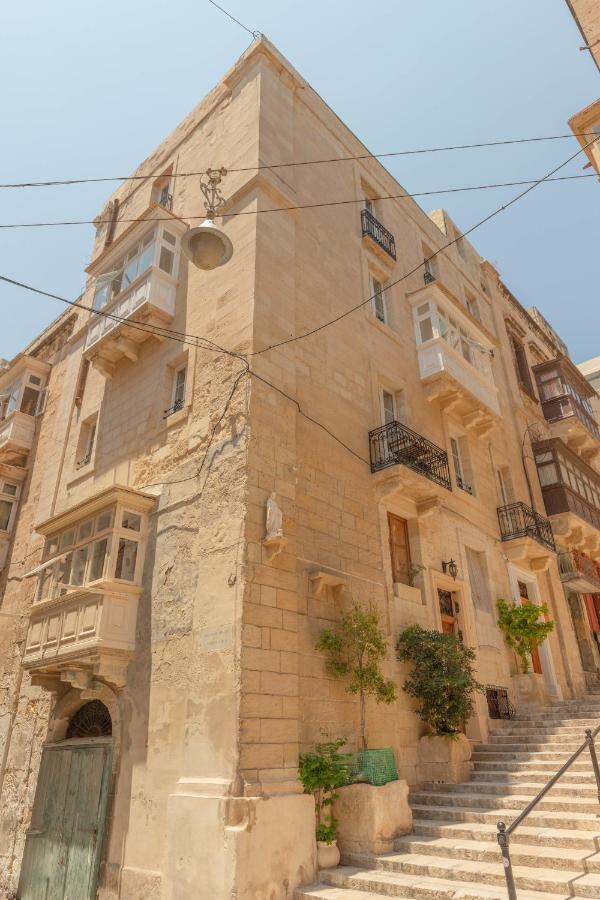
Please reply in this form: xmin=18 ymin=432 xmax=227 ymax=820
xmin=96 ymin=508 xmax=114 ymax=532
xmin=371 ymin=276 xmax=386 ymax=324
xmin=159 ymin=247 xmax=174 ymax=274
xmin=388 ymin=513 xmax=412 ymax=585
xmin=122 ymin=511 xmax=141 ymax=532
xmin=77 ymin=519 xmax=94 ymax=542
xmin=60 ymin=529 xmax=76 ymax=551
xmin=382 ymin=389 xmax=395 ymax=425
xmin=71 ymin=547 xmax=89 ymax=586
xmin=450 ymin=437 xmax=474 ymax=494
xmin=2 ymin=483 xmax=17 ymax=497
xmin=115 ymin=538 xmax=138 ymax=581
xmin=0 ymin=500 xmax=13 ymax=531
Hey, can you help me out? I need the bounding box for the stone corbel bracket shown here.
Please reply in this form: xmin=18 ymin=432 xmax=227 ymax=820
xmin=310 ymin=569 xmax=346 ymax=597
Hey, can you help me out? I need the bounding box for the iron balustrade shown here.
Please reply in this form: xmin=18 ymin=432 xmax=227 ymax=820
xmin=163 ymin=398 xmax=184 ymax=419
xmin=558 ymin=549 xmax=600 ymax=589
xmin=361 ymin=208 xmax=397 ymax=260
xmin=369 ymin=420 xmax=452 ymax=490
xmin=76 ymin=450 xmax=92 ymax=469
xmin=485 ymin=685 xmax=514 ymax=720
xmin=456 ymin=474 xmax=474 ymax=495
xmin=497 ymin=501 xmax=555 ymax=552
xmin=497 ymin=725 xmax=600 ymax=899
xmin=159 ymin=191 xmax=173 ymax=211
xmin=423 ymin=270 xmax=436 ymax=284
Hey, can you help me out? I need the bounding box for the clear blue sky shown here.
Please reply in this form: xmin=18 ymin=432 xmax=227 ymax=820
xmin=1 ymin=1 xmax=598 ymax=362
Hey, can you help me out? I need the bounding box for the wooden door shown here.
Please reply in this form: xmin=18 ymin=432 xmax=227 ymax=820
xmin=438 ymin=589 xmax=457 ymax=635
xmin=388 ymin=513 xmax=411 ymax=585
xmin=518 ymin=581 xmax=542 ymax=675
xmin=18 ymin=741 xmax=112 ymax=900
xmin=568 ymin=592 xmax=597 ymax=673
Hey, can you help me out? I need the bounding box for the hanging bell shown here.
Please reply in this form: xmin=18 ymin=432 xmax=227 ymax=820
xmin=181 ymin=218 xmax=234 ymax=271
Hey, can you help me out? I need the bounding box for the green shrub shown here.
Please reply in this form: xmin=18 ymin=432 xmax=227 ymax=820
xmin=299 ymin=737 xmax=352 ymax=843
xmin=396 ymin=625 xmax=484 ymax=736
xmin=316 ymin=602 xmax=396 ymax=750
xmin=496 ymin=598 xmax=555 ymax=674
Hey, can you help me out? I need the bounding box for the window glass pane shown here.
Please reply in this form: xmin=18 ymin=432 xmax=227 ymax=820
xmin=122 ymin=257 xmax=139 ymax=289
xmin=71 ymin=547 xmax=89 ymax=586
xmin=57 ymin=552 xmax=73 ymax=589
xmin=417 ymin=303 xmax=430 ymax=316
xmin=419 ymin=317 xmax=433 ymax=342
xmin=96 ymin=508 xmax=114 ymax=532
xmin=139 ymin=241 xmax=155 ymax=273
xmin=122 ymin=511 xmax=141 ymax=532
xmin=60 ymin=529 xmax=76 ymax=550
xmin=90 ymin=538 xmax=108 ymax=581
xmin=20 ymin=386 xmax=40 ymax=415
xmin=163 ymin=230 xmax=177 ymax=246
xmin=37 ymin=566 xmax=53 ymax=602
xmin=382 ymin=391 xmax=395 ymax=425
xmin=159 ymin=247 xmax=174 ymax=274
xmin=78 ymin=519 xmax=94 ymax=542
xmin=115 ymin=538 xmax=138 ymax=581
xmin=2 ymin=483 xmax=17 ymax=496
xmin=538 ymin=464 xmax=558 ymax=486
xmin=44 ymin=537 xmax=59 ymax=560
xmin=535 ymin=452 xmax=553 ymax=464
xmin=0 ymin=500 xmax=13 ymax=530
xmin=173 ymin=367 xmax=186 ymax=405
xmin=93 ymin=283 xmax=109 ymax=311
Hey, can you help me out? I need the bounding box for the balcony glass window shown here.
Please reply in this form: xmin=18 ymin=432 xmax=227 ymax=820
xmin=0 ymin=500 xmax=13 ymax=531
xmin=35 ymin=504 xmax=145 ymax=602
xmin=93 ymin=225 xmax=179 ymax=312
xmin=0 ymin=372 xmax=46 ymax=421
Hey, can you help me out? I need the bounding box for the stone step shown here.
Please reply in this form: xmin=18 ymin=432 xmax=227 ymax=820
xmin=411 ymin=818 xmax=600 ymax=849
xmin=411 ymin=803 xmax=600 ymax=832
xmin=473 ymin=759 xmax=593 ymax=772
xmin=471 ymin=769 xmax=596 ymax=785
xmin=411 ymin=789 xmax=600 ymax=815
xmin=472 ymin=750 xmax=585 ymax=762
xmin=573 ymin=873 xmax=600 ymax=896
xmin=358 ymin=850 xmax=583 ymax=894
xmin=393 ymin=835 xmax=597 ymax=871
xmin=424 ymin=780 xmax=600 ymax=798
xmin=316 ymin=866 xmax=575 ymax=900
xmin=489 ymin=737 xmax=591 ymax=749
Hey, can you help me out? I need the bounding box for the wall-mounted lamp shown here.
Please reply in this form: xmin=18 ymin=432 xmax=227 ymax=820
xmin=442 ymin=558 xmax=458 ymax=581
xmin=182 ymin=167 xmax=234 ymax=270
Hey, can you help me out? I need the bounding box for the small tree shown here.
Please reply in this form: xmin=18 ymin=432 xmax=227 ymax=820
xmin=396 ymin=625 xmax=484 ymax=736
xmin=496 ymin=598 xmax=555 ymax=674
xmin=316 ymin=603 xmax=396 ymax=750
xmin=299 ymin=737 xmax=352 ymax=843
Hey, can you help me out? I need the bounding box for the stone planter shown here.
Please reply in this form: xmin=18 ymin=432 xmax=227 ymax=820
xmin=332 ymin=779 xmax=412 ymax=856
xmin=417 ymin=733 xmax=472 ymax=785
xmin=512 ymin=672 xmax=550 ymax=710
xmin=317 ymin=839 xmax=340 ymax=869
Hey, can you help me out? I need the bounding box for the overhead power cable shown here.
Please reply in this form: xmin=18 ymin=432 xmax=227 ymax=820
xmin=0 ymin=134 xmax=595 ymax=189
xmin=207 ymin=0 xmax=260 ymax=38
xmin=0 ymin=173 xmax=594 ymax=230
xmin=250 ymin=136 xmax=599 ymax=355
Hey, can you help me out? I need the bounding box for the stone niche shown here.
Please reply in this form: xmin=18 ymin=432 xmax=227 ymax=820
xmin=332 ymin=780 xmax=412 ymax=857
xmin=416 ymin=733 xmax=472 ymax=785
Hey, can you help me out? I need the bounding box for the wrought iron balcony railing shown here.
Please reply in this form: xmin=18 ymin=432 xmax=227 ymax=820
xmin=456 ymin=474 xmax=474 ymax=495
xmin=159 ymin=191 xmax=173 ymax=211
xmin=361 ymin=208 xmax=396 ymax=260
xmin=558 ymin=550 xmax=600 ymax=590
xmin=163 ymin=397 xmax=184 ymax=419
xmin=497 ymin=501 xmax=555 ymax=552
xmin=369 ymin=420 xmax=452 ymax=490
xmin=423 ymin=270 xmax=436 ymax=285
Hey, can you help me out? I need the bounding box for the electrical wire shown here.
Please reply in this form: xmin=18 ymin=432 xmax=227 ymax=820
xmin=0 ymin=173 xmax=595 ymax=230
xmin=250 ymin=136 xmax=600 ymax=356
xmin=0 ymin=134 xmax=595 ymax=189
xmin=207 ymin=0 xmax=260 ymax=38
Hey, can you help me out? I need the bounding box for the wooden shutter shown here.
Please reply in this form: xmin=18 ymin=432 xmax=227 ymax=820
xmin=388 ymin=513 xmax=411 ymax=585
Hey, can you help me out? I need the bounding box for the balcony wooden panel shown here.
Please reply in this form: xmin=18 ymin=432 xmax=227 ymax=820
xmin=534 ymin=357 xmax=600 ymax=464
xmin=0 ymin=411 xmax=36 ymax=465
xmin=84 ymin=268 xmax=176 ymax=377
xmin=23 ymin=591 xmax=137 ymax=690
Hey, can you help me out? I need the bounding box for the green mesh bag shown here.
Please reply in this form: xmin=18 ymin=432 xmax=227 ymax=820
xmin=349 ymin=748 xmax=398 ymax=786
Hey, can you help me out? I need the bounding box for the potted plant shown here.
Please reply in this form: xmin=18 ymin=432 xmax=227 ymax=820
xmin=299 ymin=737 xmax=352 ymax=869
xmin=396 ymin=625 xmax=484 ymax=783
xmin=316 ymin=602 xmax=397 ymax=784
xmin=496 ymin=598 xmax=555 ymax=707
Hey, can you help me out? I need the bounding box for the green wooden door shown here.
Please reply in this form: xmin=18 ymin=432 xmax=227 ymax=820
xmin=18 ymin=741 xmax=112 ymax=900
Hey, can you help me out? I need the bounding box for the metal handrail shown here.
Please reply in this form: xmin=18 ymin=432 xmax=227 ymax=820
xmin=497 ymin=724 xmax=600 ymax=899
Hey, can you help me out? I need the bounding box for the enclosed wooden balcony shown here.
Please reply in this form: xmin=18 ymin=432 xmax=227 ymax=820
xmin=84 ymin=209 xmax=187 ymax=378
xmin=558 ymin=550 xmax=600 ymax=594
xmin=534 ymin=357 xmax=600 ymax=464
xmin=408 ymin=284 xmax=500 ymax=438
xmin=497 ymin=500 xmax=555 ymax=569
xmin=23 ymin=485 xmax=156 ymax=690
xmin=534 ymin=438 xmax=600 ymax=555
xmin=369 ymin=420 xmax=451 ymax=515
xmin=0 ymin=356 xmax=50 ymax=466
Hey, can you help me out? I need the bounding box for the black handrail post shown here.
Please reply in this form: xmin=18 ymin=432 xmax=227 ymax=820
xmin=496 ymin=821 xmax=518 ymax=900
xmin=585 ymin=728 xmax=600 ymax=806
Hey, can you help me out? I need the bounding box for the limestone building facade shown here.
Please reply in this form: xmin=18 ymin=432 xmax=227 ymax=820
xmin=0 ymin=36 xmax=598 ymax=900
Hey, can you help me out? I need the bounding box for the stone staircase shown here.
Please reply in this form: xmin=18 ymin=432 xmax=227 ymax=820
xmin=297 ymin=697 xmax=600 ymax=900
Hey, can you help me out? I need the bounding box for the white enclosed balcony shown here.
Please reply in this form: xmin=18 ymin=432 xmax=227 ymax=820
xmin=84 ymin=207 xmax=187 ymax=377
xmin=0 ymin=355 xmax=50 ymax=466
xmin=23 ymin=485 xmax=156 ymax=690
xmin=409 ymin=284 xmax=500 ymax=437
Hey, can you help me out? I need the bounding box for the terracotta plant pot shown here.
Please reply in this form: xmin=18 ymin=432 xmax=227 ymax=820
xmin=317 ymin=839 xmax=340 ymax=869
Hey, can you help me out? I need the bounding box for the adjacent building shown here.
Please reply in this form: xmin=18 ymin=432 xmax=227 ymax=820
xmin=566 ymin=0 xmax=600 ymax=176
xmin=0 ymin=36 xmax=598 ymax=900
